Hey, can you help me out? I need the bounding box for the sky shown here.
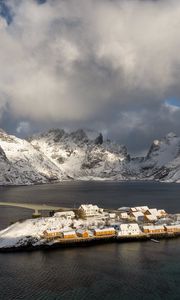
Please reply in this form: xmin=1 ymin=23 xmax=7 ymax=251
xmin=0 ymin=0 xmax=180 ymax=154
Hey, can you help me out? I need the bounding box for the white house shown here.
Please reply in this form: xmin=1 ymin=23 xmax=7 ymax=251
xmin=78 ymin=204 xmax=103 ymax=218
xmin=144 ymin=214 xmax=157 ymax=222
xmin=54 ymin=211 xmax=75 ymax=220
xmin=134 ymin=206 xmax=149 ymax=212
xmin=108 ymin=213 xmax=116 ymax=219
xmin=120 ymin=212 xmax=129 ymax=219
xmin=145 ymin=208 xmax=158 ymax=217
xmin=157 ymin=209 xmax=167 ymax=217
xmin=117 ymin=223 xmax=141 ymax=236
xmin=130 ymin=211 xmax=144 ymax=222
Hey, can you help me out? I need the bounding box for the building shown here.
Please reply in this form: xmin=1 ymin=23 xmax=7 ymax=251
xmin=76 ymin=229 xmax=89 ymax=238
xmin=108 ymin=213 xmax=116 ymax=219
xmin=78 ymin=204 xmax=103 ymax=218
xmin=144 ymin=208 xmax=158 ymax=217
xmin=164 ymin=225 xmax=180 ymax=233
xmin=130 ymin=206 xmax=149 ymax=213
xmin=117 ymin=223 xmax=141 ymax=236
xmin=54 ymin=211 xmax=75 ymax=220
xmin=119 ymin=212 xmax=129 ymax=219
xmin=130 ymin=211 xmax=144 ymax=222
xmin=134 ymin=206 xmax=149 ymax=213
xmin=157 ymin=209 xmax=167 ymax=217
xmin=93 ymin=227 xmax=115 ymax=237
xmin=144 ymin=214 xmax=157 ymax=222
xmin=130 ymin=207 xmax=138 ymax=213
xmin=43 ymin=228 xmax=61 ymax=238
xmin=142 ymin=225 xmax=165 ymax=234
xmin=175 ymin=214 xmax=180 ymax=221
xmin=62 ymin=230 xmax=77 ymax=239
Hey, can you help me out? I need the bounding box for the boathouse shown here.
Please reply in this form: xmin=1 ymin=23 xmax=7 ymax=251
xmin=62 ymin=230 xmax=77 ymax=239
xmin=142 ymin=225 xmax=165 ymax=234
xmin=76 ymin=229 xmax=89 ymax=238
xmin=93 ymin=227 xmax=115 ymax=237
xmin=164 ymin=225 xmax=180 ymax=233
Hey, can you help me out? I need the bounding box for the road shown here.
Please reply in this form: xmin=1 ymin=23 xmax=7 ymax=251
xmin=0 ymin=202 xmax=71 ymax=216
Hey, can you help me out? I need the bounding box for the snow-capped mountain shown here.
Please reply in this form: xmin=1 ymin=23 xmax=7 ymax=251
xmin=141 ymin=132 xmax=180 ymax=182
xmin=0 ymin=128 xmax=180 ymax=185
xmin=29 ymin=129 xmax=129 ymax=180
xmin=0 ymin=129 xmax=65 ymax=185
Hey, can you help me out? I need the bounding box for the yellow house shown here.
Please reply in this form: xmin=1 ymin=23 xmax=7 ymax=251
xmin=94 ymin=227 xmax=115 ymax=237
xmin=62 ymin=231 xmax=77 ymax=239
xmin=142 ymin=225 xmax=165 ymax=234
xmin=76 ymin=229 xmax=89 ymax=238
xmin=43 ymin=228 xmax=60 ymax=238
xmin=164 ymin=225 xmax=180 ymax=233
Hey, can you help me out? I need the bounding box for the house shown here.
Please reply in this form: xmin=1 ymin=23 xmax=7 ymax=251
xmin=164 ymin=225 xmax=180 ymax=233
xmin=93 ymin=227 xmax=115 ymax=237
xmin=119 ymin=212 xmax=129 ymax=219
xmin=108 ymin=213 xmax=116 ymax=219
xmin=78 ymin=204 xmax=103 ymax=218
xmin=157 ymin=209 xmax=167 ymax=217
xmin=134 ymin=206 xmax=149 ymax=213
xmin=144 ymin=214 xmax=157 ymax=222
xmin=43 ymin=228 xmax=61 ymax=238
xmin=144 ymin=208 xmax=158 ymax=217
xmin=142 ymin=225 xmax=165 ymax=234
xmin=54 ymin=211 xmax=75 ymax=220
xmin=62 ymin=230 xmax=77 ymax=239
xmin=76 ymin=229 xmax=89 ymax=238
xmin=130 ymin=207 xmax=138 ymax=213
xmin=117 ymin=223 xmax=141 ymax=236
xmin=174 ymin=214 xmax=180 ymax=222
xmin=130 ymin=211 xmax=144 ymax=222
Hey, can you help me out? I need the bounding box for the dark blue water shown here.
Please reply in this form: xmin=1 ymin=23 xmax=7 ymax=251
xmin=0 ymin=181 xmax=180 ymax=300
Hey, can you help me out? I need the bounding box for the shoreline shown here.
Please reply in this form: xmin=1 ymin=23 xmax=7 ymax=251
xmin=1 ymin=232 xmax=180 ymax=253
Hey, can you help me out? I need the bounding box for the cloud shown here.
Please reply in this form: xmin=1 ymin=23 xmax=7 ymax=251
xmin=16 ymin=121 xmax=31 ymax=134
xmin=0 ymin=0 xmax=180 ymax=153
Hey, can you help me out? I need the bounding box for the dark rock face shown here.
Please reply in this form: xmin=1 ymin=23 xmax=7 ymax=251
xmin=0 ymin=146 xmax=7 ymax=161
xmin=94 ymin=133 xmax=103 ymax=145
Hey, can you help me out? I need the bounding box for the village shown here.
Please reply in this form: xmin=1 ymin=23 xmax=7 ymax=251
xmin=42 ymin=204 xmax=180 ymax=243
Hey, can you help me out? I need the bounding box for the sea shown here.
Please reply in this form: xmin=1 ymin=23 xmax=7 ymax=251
xmin=0 ymin=181 xmax=180 ymax=300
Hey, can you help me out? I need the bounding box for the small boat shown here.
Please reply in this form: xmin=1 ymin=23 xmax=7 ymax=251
xmin=150 ymin=239 xmax=160 ymax=243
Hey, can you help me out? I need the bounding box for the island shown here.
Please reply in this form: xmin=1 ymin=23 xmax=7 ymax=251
xmin=0 ymin=204 xmax=180 ymax=252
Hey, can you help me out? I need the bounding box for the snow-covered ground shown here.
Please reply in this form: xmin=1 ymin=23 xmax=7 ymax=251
xmin=0 ymin=215 xmax=106 ymax=249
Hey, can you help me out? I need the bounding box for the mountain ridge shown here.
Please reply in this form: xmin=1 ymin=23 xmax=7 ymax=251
xmin=0 ymin=128 xmax=180 ymax=185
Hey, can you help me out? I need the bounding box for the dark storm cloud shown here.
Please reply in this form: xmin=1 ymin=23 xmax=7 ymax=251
xmin=0 ymin=0 xmax=180 ymax=154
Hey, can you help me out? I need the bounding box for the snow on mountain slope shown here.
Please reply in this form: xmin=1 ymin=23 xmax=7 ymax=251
xmin=29 ymin=129 xmax=129 ymax=180
xmin=1 ymin=128 xmax=180 ymax=185
xmin=0 ymin=130 xmax=65 ymax=185
xmin=137 ymin=133 xmax=180 ymax=181
xmin=145 ymin=133 xmax=180 ymax=167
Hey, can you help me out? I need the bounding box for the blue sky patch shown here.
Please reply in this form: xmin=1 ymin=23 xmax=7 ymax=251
xmin=166 ymin=98 xmax=180 ymax=107
xmin=0 ymin=0 xmax=13 ymax=24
